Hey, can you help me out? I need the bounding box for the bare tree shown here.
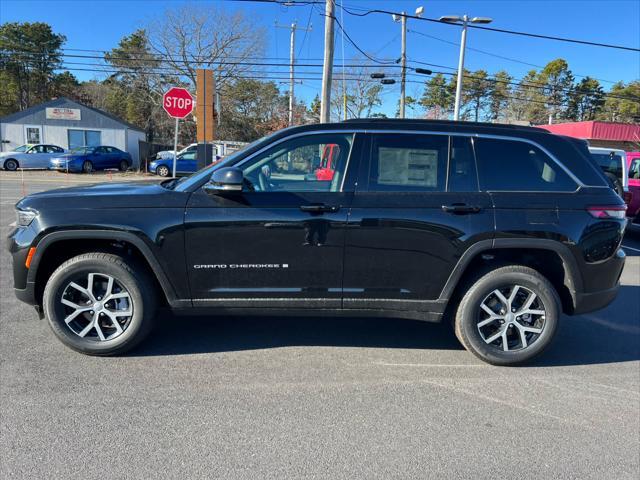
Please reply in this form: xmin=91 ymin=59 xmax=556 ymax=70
xmin=147 ymin=3 xmax=267 ymax=89
xmin=331 ymin=64 xmax=385 ymax=120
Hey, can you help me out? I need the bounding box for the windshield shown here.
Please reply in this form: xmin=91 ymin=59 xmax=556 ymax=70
xmin=70 ymin=146 xmax=93 ymax=154
xmin=13 ymin=145 xmax=29 ymax=152
xmin=171 ymin=132 xmax=280 ymax=192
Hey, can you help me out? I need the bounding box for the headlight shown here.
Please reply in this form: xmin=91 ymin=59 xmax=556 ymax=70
xmin=16 ymin=209 xmax=37 ymax=226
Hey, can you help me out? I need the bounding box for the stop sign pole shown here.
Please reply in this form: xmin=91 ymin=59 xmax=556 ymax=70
xmin=163 ymin=87 xmax=194 ymax=177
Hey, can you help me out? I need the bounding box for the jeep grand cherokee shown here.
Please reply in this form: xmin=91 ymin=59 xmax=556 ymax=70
xmin=8 ymin=119 xmax=627 ymax=365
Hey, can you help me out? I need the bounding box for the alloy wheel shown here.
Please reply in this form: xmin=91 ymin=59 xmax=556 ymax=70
xmin=477 ymin=285 xmax=546 ymax=352
xmin=83 ymin=161 xmax=93 ymax=173
xmin=60 ymin=273 xmax=133 ymax=341
xmin=157 ymin=166 xmax=170 ymax=177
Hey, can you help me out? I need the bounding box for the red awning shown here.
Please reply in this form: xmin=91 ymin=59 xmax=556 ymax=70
xmin=537 ymin=121 xmax=640 ymax=142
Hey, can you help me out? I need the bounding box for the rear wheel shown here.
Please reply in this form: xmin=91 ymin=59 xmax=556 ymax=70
xmin=4 ymin=158 xmax=19 ymax=171
xmin=82 ymin=160 xmax=94 ymax=173
xmin=454 ymin=265 xmax=560 ymax=366
xmin=156 ymin=165 xmax=170 ymax=177
xmin=119 ymin=160 xmax=129 ymax=171
xmin=43 ymin=252 xmax=157 ymax=356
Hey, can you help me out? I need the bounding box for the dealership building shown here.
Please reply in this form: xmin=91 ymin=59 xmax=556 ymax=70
xmin=538 ymin=121 xmax=640 ymax=151
xmin=0 ymin=97 xmax=146 ymax=167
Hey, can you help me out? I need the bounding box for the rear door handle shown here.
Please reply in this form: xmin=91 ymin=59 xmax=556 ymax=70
xmin=300 ymin=204 xmax=340 ymax=213
xmin=442 ymin=204 xmax=482 ymax=214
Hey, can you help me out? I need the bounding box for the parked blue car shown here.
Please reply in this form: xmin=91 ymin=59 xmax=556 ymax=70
xmin=148 ymin=151 xmax=220 ymax=177
xmin=49 ymin=146 xmax=132 ymax=173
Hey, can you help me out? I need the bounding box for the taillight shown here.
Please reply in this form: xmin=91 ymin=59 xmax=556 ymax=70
xmin=587 ymin=205 xmax=627 ymax=219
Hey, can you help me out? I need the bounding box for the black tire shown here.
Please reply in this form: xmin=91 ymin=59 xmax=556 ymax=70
xmin=454 ymin=265 xmax=560 ymax=366
xmin=4 ymin=158 xmax=19 ymax=171
xmin=82 ymin=160 xmax=94 ymax=173
xmin=119 ymin=159 xmax=129 ymax=172
xmin=156 ymin=165 xmax=170 ymax=177
xmin=43 ymin=252 xmax=157 ymax=356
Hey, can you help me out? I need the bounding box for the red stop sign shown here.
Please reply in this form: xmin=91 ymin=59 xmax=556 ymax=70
xmin=163 ymin=87 xmax=194 ymax=118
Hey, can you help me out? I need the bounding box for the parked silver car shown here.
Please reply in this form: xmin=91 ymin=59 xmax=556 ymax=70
xmin=0 ymin=144 xmax=66 ymax=170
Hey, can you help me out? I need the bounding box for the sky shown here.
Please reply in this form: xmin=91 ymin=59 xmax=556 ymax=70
xmin=2 ymin=0 xmax=639 ymax=117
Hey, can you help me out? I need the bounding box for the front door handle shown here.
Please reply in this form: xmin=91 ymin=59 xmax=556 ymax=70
xmin=442 ymin=203 xmax=482 ymax=214
xmin=300 ymin=204 xmax=340 ymax=213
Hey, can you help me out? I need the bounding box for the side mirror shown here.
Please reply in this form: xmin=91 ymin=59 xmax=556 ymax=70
xmin=204 ymin=167 xmax=243 ymax=195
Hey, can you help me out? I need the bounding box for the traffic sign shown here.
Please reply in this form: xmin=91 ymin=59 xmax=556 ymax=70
xmin=163 ymin=87 xmax=194 ymax=118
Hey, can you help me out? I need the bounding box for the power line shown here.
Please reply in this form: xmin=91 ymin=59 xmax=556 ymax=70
xmin=339 ymin=4 xmax=640 ymax=52
xmin=407 ymin=28 xmax=620 ymax=85
xmin=5 ymin=48 xmax=639 ymax=102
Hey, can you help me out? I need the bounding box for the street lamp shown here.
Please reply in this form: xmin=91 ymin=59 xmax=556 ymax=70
xmin=439 ymin=14 xmax=493 ymax=121
xmin=392 ymin=6 xmax=424 ymax=119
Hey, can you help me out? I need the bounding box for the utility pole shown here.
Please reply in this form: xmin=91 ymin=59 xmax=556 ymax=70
xmin=320 ymin=0 xmax=335 ymax=123
xmin=400 ymin=13 xmax=407 ymax=118
xmin=393 ymin=7 xmax=423 ymax=119
xmin=277 ymin=21 xmax=311 ymax=126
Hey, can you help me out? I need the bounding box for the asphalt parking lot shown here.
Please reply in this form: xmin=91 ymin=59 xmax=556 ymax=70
xmin=0 ymin=171 xmax=639 ymax=479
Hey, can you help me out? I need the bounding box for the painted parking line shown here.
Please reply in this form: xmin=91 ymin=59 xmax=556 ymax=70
xmin=622 ymin=244 xmax=640 ymax=253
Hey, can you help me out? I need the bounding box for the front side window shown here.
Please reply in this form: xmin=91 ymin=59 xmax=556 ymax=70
xmin=628 ymin=158 xmax=640 ymax=180
xmin=180 ymin=152 xmax=197 ymax=161
xmin=475 ymin=138 xmax=577 ymax=192
xmin=369 ymin=133 xmax=448 ymax=192
xmin=240 ymin=133 xmax=353 ymax=193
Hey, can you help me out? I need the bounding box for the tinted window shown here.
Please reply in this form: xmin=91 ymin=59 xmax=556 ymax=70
xmin=475 ymin=138 xmax=577 ymax=192
xmin=31 ymin=145 xmax=46 ymax=153
xmin=448 ymin=136 xmax=478 ymax=192
xmin=369 ymin=134 xmax=448 ymax=192
xmin=240 ymin=133 xmax=353 ymax=193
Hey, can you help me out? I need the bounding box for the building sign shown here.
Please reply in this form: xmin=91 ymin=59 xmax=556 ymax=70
xmin=46 ymin=107 xmax=81 ymax=121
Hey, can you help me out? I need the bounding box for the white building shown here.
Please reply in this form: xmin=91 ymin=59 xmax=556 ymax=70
xmin=0 ymin=97 xmax=146 ymax=168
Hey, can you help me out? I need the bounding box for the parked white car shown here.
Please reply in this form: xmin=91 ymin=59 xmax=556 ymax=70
xmin=1 ymin=144 xmax=66 ymax=170
xmin=588 ymin=146 xmax=629 ymax=197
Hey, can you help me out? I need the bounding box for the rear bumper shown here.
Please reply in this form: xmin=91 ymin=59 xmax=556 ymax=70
xmin=572 ymin=248 xmax=625 ymax=315
xmin=573 ymin=284 xmax=620 ymax=315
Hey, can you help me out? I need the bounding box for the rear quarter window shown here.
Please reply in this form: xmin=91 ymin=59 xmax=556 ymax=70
xmin=474 ymin=137 xmax=577 ymax=192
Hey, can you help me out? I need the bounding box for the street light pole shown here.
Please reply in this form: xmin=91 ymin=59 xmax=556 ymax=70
xmin=453 ymin=15 xmax=469 ymax=121
xmin=440 ymin=14 xmax=493 ymax=121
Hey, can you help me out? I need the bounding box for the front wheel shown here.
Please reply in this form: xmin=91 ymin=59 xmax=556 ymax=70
xmin=4 ymin=159 xmax=19 ymax=171
xmin=43 ymin=253 xmax=157 ymax=356
xmin=82 ymin=160 xmax=94 ymax=173
xmin=156 ymin=165 xmax=170 ymax=177
xmin=454 ymin=265 xmax=560 ymax=366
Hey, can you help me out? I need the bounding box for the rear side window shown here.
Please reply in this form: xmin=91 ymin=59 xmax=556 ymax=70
xmin=369 ymin=134 xmax=448 ymax=192
xmin=474 ymin=138 xmax=577 ymax=192
xmin=448 ymin=136 xmax=478 ymax=192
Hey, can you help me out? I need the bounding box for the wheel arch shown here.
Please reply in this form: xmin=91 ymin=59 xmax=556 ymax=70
xmin=440 ymin=239 xmax=582 ymax=315
xmin=28 ymin=230 xmax=180 ymax=308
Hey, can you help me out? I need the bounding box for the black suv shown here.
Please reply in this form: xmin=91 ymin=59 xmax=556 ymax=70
xmin=8 ymin=119 xmax=627 ymax=365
